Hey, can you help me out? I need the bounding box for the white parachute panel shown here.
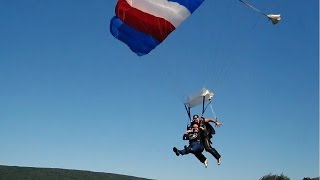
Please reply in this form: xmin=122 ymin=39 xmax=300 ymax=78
xmin=185 ymin=88 xmax=214 ymax=108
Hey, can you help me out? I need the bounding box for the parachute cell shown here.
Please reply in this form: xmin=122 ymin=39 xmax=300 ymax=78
xmin=110 ymin=0 xmax=204 ymax=56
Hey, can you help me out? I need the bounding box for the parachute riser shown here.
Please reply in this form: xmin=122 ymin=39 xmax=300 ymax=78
xmin=184 ymin=96 xmax=213 ymax=127
xmin=184 ymin=88 xmax=215 ymax=127
xmin=202 ymin=98 xmax=212 ymax=118
xmin=184 ymin=104 xmax=192 ymax=123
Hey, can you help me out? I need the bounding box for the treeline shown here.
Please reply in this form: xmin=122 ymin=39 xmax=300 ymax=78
xmin=0 ymin=165 xmax=152 ymax=180
xmin=259 ymin=173 xmax=319 ymax=180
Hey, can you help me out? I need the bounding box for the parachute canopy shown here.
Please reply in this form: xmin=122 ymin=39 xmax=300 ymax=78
xmin=110 ymin=0 xmax=204 ymax=56
xmin=266 ymin=14 xmax=281 ymax=25
xmin=185 ymin=88 xmax=214 ymax=109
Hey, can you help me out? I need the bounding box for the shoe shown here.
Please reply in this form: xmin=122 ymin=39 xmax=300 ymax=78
xmin=173 ymin=147 xmax=180 ymax=156
xmin=204 ymin=159 xmax=208 ymax=168
xmin=217 ymin=157 xmax=221 ymax=165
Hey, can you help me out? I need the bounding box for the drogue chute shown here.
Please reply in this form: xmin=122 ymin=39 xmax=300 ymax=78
xmin=239 ymin=0 xmax=281 ymax=25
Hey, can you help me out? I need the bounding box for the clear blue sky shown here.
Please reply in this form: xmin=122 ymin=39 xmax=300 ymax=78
xmin=0 ymin=0 xmax=318 ymax=180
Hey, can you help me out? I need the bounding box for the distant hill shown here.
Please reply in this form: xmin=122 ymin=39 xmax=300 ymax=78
xmin=0 ymin=165 xmax=153 ymax=180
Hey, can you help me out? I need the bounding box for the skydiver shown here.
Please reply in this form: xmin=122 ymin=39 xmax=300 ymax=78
xmin=173 ymin=123 xmax=209 ymax=168
xmin=191 ymin=114 xmax=223 ymax=165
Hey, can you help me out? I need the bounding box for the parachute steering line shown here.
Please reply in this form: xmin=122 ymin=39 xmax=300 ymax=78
xmin=209 ymin=103 xmax=217 ymax=120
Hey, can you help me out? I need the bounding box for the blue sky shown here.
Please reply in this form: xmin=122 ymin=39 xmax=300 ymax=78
xmin=0 ymin=0 xmax=318 ymax=180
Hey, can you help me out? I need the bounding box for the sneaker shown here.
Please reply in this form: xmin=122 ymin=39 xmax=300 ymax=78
xmin=217 ymin=157 xmax=221 ymax=165
xmin=204 ymin=159 xmax=208 ymax=168
xmin=173 ymin=147 xmax=180 ymax=156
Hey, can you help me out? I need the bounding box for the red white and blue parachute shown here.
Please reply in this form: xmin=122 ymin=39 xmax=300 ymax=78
xmin=110 ymin=0 xmax=204 ymax=56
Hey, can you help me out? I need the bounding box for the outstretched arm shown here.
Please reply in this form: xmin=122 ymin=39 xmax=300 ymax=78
xmin=204 ymin=117 xmax=223 ymax=127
